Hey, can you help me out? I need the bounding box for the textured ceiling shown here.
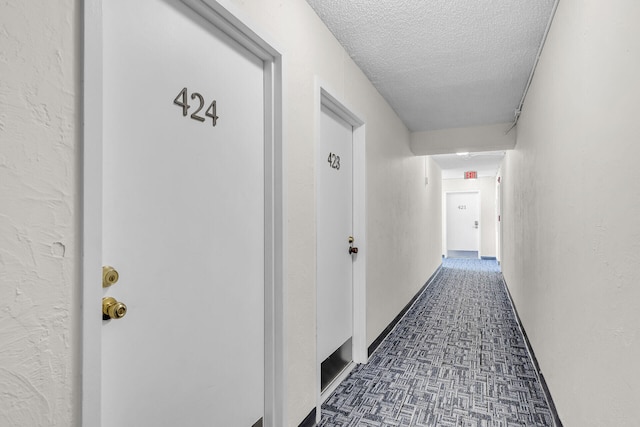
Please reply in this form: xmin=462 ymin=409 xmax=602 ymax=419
xmin=306 ymin=0 xmax=556 ymax=132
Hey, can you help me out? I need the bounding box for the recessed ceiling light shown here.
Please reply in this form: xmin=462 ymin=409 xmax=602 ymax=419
xmin=456 ymin=152 xmax=469 ymax=156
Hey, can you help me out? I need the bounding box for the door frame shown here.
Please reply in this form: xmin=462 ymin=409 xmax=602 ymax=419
xmin=82 ymin=1 xmax=286 ymax=425
xmin=496 ymin=173 xmax=503 ymax=265
xmin=443 ymin=190 xmax=481 ymax=257
xmin=314 ymin=82 xmax=367 ymax=418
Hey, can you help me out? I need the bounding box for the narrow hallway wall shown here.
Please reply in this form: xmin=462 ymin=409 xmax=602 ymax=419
xmin=366 ymin=155 xmax=442 ymax=346
xmin=224 ymin=2 xmax=442 ymax=423
xmin=501 ymin=1 xmax=640 ymax=425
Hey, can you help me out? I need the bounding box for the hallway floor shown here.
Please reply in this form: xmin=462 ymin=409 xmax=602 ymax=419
xmin=319 ymin=259 xmax=554 ymax=426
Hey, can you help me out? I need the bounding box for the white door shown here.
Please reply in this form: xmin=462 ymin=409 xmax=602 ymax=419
xmin=446 ymin=192 xmax=480 ymax=252
xmin=102 ymin=1 xmax=264 ymax=425
xmin=317 ymin=104 xmax=354 ymax=370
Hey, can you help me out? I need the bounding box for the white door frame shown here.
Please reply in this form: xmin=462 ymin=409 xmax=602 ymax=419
xmin=496 ymin=175 xmax=503 ymax=265
xmin=443 ymin=190 xmax=481 ymax=257
xmin=82 ymin=1 xmax=286 ymax=425
xmin=314 ymin=82 xmax=367 ymax=418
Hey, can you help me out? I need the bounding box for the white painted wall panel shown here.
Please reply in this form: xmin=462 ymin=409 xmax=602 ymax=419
xmin=501 ymin=1 xmax=640 ymax=425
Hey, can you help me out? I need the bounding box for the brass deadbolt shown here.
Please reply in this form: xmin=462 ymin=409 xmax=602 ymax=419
xmin=348 ymin=236 xmax=354 ymax=243
xmin=102 ymin=266 xmax=119 ymax=287
xmin=102 ymin=297 xmax=127 ymax=320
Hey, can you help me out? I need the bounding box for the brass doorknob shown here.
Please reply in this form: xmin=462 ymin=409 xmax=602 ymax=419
xmin=349 ymin=246 xmax=359 ymax=254
xmin=102 ymin=266 xmax=119 ymax=287
xmin=102 ymin=297 xmax=127 ymax=319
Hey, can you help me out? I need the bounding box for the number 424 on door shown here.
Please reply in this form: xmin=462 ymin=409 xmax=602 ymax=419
xmin=173 ymin=87 xmax=218 ymax=127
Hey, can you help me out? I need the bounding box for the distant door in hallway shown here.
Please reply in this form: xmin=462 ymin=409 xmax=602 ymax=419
xmin=446 ymin=192 xmax=480 ymax=257
xmin=317 ymin=104 xmax=355 ymax=391
xmin=101 ymin=0 xmax=264 ymax=425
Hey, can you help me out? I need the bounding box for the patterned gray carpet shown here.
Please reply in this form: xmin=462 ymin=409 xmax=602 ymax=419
xmin=319 ymin=259 xmax=554 ymax=426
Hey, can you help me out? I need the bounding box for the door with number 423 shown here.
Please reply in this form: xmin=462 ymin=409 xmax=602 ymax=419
xmin=317 ymin=103 xmax=355 ymax=390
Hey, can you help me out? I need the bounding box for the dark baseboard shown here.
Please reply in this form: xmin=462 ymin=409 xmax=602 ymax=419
xmin=500 ymin=277 xmax=564 ymax=427
xmin=297 ymin=407 xmax=316 ymax=427
xmin=304 ymin=265 xmax=442 ymax=425
xmin=368 ymin=264 xmax=443 ymax=358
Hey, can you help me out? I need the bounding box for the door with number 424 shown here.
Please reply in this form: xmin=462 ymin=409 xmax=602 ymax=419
xmin=100 ymin=0 xmax=266 ymax=426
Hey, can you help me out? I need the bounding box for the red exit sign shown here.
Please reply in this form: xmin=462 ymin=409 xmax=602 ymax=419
xmin=464 ymin=171 xmax=477 ymax=179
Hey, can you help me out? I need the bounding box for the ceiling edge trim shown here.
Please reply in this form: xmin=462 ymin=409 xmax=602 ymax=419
xmin=410 ymin=123 xmax=516 ymax=156
xmin=511 ymin=0 xmax=561 ymax=128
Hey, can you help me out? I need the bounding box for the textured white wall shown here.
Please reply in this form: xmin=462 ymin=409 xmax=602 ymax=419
xmin=442 ymin=177 xmax=497 ymax=258
xmin=0 ymin=1 xmax=442 ymax=426
xmin=501 ymin=0 xmax=640 ymax=425
xmin=0 ymin=0 xmax=80 ymax=425
xmin=365 ymin=153 xmax=442 ymax=346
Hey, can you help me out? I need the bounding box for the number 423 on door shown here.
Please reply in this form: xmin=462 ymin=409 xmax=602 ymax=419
xmin=328 ymin=152 xmax=340 ymax=170
xmin=173 ymin=87 xmax=219 ymax=127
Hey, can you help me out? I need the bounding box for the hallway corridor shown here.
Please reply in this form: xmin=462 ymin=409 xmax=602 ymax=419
xmin=320 ymin=259 xmax=555 ymax=426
